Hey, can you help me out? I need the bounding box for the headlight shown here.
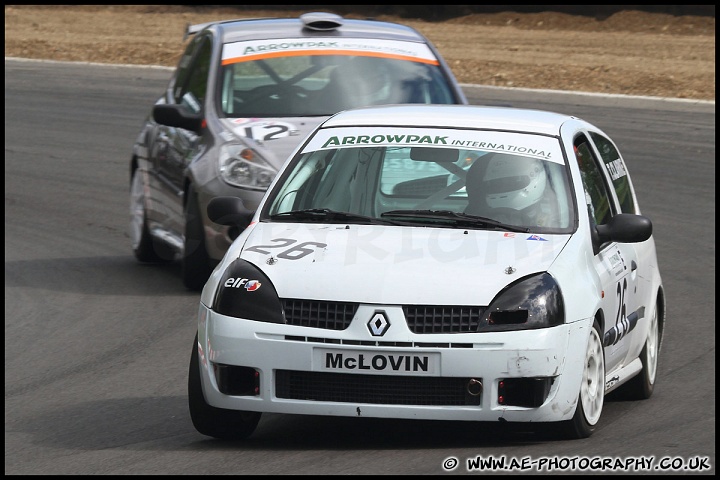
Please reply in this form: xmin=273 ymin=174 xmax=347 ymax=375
xmin=218 ymin=143 xmax=277 ymax=190
xmin=478 ymin=273 xmax=564 ymax=331
xmin=213 ymin=259 xmax=285 ymax=323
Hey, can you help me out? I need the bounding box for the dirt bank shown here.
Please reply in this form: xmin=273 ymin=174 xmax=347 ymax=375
xmin=4 ymin=5 xmax=715 ymax=100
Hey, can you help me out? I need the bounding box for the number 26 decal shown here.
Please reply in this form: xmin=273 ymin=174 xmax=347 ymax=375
xmin=245 ymin=238 xmax=327 ymax=260
xmin=603 ymin=278 xmax=644 ymax=347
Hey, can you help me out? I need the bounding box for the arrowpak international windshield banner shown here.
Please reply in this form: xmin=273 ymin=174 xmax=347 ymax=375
xmin=222 ymin=38 xmax=441 ymax=65
xmin=302 ymin=127 xmax=565 ymax=164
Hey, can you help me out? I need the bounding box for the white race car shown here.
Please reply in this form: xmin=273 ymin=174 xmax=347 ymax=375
xmin=189 ymin=104 xmax=666 ymax=440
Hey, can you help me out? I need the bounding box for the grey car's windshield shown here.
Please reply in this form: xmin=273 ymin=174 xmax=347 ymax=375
xmin=219 ymin=54 xmax=457 ymax=117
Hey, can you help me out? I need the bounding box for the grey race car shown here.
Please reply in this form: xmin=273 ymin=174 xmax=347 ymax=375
xmin=129 ymin=11 xmax=468 ymax=290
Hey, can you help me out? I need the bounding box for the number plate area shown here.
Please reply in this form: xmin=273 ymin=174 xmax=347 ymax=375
xmin=315 ymin=348 xmax=440 ymax=376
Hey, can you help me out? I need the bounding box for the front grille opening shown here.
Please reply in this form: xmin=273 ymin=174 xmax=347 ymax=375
xmin=279 ymin=300 xmax=488 ymax=334
xmin=497 ymin=377 xmax=555 ymax=408
xmin=403 ymin=305 xmax=486 ymax=333
xmin=282 ymin=299 xmax=358 ymax=330
xmin=214 ymin=364 xmax=259 ymax=396
xmin=276 ymin=370 xmax=481 ymax=406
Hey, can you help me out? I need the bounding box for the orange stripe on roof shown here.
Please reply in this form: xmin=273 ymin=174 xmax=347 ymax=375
xmin=221 ymin=50 xmax=440 ymax=66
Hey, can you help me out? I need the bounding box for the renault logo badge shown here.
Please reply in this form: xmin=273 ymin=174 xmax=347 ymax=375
xmin=367 ymin=311 xmax=390 ymax=336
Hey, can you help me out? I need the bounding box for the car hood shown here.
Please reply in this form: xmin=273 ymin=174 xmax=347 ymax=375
xmin=221 ymin=117 xmax=328 ymax=168
xmin=237 ymin=223 xmax=570 ymax=305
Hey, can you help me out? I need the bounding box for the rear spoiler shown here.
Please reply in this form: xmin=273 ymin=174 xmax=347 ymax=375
xmin=183 ymin=18 xmax=272 ymax=41
xmin=184 ymin=21 xmax=213 ymax=41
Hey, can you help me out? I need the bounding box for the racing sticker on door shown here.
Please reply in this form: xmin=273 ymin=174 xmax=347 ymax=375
xmin=603 ymin=277 xmax=645 ymax=347
xmin=602 ymin=248 xmax=644 ymax=347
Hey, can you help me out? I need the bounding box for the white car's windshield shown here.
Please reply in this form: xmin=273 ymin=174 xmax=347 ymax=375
xmin=219 ymin=39 xmax=457 ymax=117
xmin=264 ymin=127 xmax=576 ymax=233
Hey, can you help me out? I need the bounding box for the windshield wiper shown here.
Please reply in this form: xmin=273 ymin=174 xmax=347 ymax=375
xmin=381 ymin=209 xmax=530 ymax=232
xmin=269 ymin=208 xmax=404 ymax=226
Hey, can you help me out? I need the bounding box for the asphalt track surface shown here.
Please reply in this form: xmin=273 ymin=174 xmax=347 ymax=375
xmin=4 ymin=58 xmax=715 ymax=475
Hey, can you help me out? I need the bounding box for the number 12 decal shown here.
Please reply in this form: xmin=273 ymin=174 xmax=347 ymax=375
xmin=241 ymin=122 xmax=297 ymax=142
xmin=246 ymin=238 xmax=327 ymax=260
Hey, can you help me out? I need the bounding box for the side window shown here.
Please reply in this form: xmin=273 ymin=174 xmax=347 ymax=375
xmin=172 ymin=36 xmax=201 ymax=102
xmin=172 ymin=35 xmax=213 ymax=110
xmin=574 ymin=134 xmax=614 ymax=226
xmin=589 ymin=132 xmax=637 ymax=214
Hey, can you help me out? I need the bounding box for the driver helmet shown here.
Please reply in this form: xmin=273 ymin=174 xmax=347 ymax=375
xmin=483 ymin=154 xmax=547 ymax=211
xmin=346 ymin=57 xmax=391 ymax=103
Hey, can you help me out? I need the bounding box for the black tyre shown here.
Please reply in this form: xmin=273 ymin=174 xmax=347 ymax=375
xmin=182 ymin=185 xmax=213 ymax=291
xmin=558 ymin=320 xmax=605 ymax=439
xmin=129 ymin=169 xmax=174 ymax=263
xmin=188 ymin=332 xmax=262 ymax=440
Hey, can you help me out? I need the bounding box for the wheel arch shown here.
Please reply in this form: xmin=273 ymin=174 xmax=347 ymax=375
xmin=183 ymin=176 xmax=193 ymax=211
xmin=593 ymin=307 xmax=606 ymax=338
xmin=655 ymin=285 xmax=666 ymax=351
xmin=130 ymin=155 xmax=139 ymax=184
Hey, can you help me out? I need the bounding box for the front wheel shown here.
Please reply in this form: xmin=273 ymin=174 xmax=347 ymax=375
xmin=558 ymin=320 xmax=605 ymax=439
xmin=613 ymin=298 xmax=662 ymax=400
xmin=188 ymin=332 xmax=261 ymax=440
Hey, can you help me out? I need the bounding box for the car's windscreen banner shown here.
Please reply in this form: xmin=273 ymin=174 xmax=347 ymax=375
xmin=302 ymin=127 xmax=565 ymax=164
xmin=222 ymin=38 xmax=440 ymax=66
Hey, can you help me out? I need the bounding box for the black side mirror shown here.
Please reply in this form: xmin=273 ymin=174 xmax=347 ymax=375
xmin=207 ymin=196 xmax=254 ymax=231
xmin=592 ymin=213 xmax=653 ymax=255
xmin=152 ymin=104 xmax=203 ymax=133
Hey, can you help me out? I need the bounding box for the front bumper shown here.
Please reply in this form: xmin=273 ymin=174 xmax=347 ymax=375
xmin=196 ymin=303 xmax=593 ymax=423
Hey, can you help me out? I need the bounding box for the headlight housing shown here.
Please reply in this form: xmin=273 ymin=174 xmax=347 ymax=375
xmin=478 ymin=272 xmax=564 ymax=331
xmin=218 ymin=143 xmax=277 ymax=190
xmin=213 ymin=259 xmax=285 ymax=323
